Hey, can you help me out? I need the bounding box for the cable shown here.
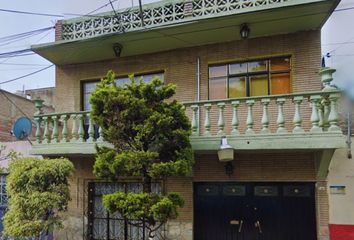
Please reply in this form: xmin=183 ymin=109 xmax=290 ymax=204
xmin=0 ymin=27 xmax=54 ymax=43
xmin=0 ymin=91 xmax=34 ymax=121
xmin=108 ymin=0 xmax=125 ymax=33
xmin=0 ymin=90 xmax=35 ymax=145
xmin=322 ymin=41 xmax=354 ymax=46
xmin=0 ymin=53 xmax=36 ymax=59
xmin=0 ymin=63 xmax=50 ymax=66
xmin=0 ymin=65 xmax=54 ymax=85
xmin=0 ymin=8 xmax=63 ymax=17
xmin=334 ymin=6 xmax=354 ymax=12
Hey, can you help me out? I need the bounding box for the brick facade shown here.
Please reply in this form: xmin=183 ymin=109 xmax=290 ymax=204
xmin=0 ymin=90 xmax=53 ymax=142
xmin=54 ymin=30 xmax=321 ymax=113
xmin=53 ymin=29 xmax=329 ymax=240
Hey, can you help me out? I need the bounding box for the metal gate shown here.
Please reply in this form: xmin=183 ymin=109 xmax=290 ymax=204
xmin=194 ymin=182 xmax=317 ymax=240
xmin=87 ymin=182 xmax=165 ymax=240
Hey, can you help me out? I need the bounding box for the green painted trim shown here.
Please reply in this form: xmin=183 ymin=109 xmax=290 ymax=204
xmin=190 ymin=133 xmax=346 ymax=151
xmin=315 ymin=149 xmax=335 ymax=179
xmin=29 ymin=142 xmax=113 ymax=156
xmin=30 ymin=133 xmax=345 ymax=157
xmin=183 ymin=90 xmax=342 ymax=106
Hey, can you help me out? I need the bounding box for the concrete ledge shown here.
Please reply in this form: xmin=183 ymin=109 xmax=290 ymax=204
xmin=30 ymin=141 xmax=113 ymax=156
xmin=190 ymin=132 xmax=346 ymax=152
xmin=30 ymin=133 xmax=346 ymax=156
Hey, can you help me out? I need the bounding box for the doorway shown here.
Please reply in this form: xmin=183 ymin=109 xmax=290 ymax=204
xmin=194 ymin=182 xmax=317 ymax=240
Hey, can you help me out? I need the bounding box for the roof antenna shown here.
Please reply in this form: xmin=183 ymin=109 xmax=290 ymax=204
xmin=138 ymin=0 xmax=144 ymax=27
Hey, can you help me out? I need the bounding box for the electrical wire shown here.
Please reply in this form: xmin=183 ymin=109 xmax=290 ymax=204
xmin=334 ymin=6 xmax=354 ymax=12
xmin=0 ymin=63 xmax=49 ymax=66
xmin=0 ymin=65 xmax=54 ymax=85
xmin=0 ymin=8 xmax=63 ymax=17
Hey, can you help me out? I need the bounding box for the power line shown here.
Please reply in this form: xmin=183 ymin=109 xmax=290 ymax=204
xmin=0 ymin=8 xmax=63 ymax=17
xmin=334 ymin=6 xmax=354 ymax=12
xmin=0 ymin=27 xmax=54 ymax=47
xmin=323 ymin=41 xmax=354 ymax=46
xmin=0 ymin=65 xmax=54 ymax=85
xmin=0 ymin=63 xmax=50 ymax=66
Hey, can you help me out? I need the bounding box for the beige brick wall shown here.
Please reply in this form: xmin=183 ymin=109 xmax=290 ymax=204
xmin=54 ymin=30 xmax=327 ymax=239
xmin=55 ymin=30 xmax=321 ymax=114
xmin=64 ymin=152 xmax=329 ymax=239
xmin=0 ymin=90 xmax=53 ymax=141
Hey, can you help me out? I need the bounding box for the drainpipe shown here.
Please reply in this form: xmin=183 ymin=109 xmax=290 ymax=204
xmin=347 ymin=98 xmax=353 ymax=159
xmin=197 ymin=57 xmax=201 ymax=102
xmin=197 ymin=57 xmax=201 ymax=135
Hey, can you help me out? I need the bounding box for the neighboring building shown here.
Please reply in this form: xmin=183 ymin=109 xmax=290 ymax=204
xmin=15 ymin=87 xmax=56 ymax=108
xmin=30 ymin=0 xmax=346 ymax=239
xmin=0 ymin=141 xmax=40 ymax=234
xmin=0 ymin=89 xmax=54 ymax=142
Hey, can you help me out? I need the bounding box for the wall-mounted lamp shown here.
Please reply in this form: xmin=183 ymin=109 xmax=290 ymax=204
xmin=113 ymin=43 xmax=123 ymax=57
xmin=218 ymin=136 xmax=234 ymax=162
xmin=240 ymin=23 xmax=250 ymax=39
xmin=218 ymin=136 xmax=235 ymax=176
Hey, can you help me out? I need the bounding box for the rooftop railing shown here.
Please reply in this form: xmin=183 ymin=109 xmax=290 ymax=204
xmin=61 ymin=0 xmax=297 ymax=41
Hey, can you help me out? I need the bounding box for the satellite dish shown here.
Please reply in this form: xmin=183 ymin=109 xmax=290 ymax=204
xmin=12 ymin=117 xmax=32 ymax=140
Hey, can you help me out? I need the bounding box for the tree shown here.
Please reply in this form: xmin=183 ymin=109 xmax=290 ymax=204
xmin=90 ymin=71 xmax=194 ymax=238
xmin=3 ymin=157 xmax=74 ymax=239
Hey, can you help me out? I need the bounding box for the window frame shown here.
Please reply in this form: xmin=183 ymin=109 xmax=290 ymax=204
xmin=208 ymin=56 xmax=292 ymax=100
xmin=80 ymin=71 xmax=165 ymax=111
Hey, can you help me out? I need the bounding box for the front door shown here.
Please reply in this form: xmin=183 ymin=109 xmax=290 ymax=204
xmin=194 ymin=182 xmax=317 ymax=240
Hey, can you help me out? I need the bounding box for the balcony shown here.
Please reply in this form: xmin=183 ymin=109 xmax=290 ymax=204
xmin=31 ymin=0 xmax=339 ymax=65
xmin=30 ymin=89 xmax=345 ymax=157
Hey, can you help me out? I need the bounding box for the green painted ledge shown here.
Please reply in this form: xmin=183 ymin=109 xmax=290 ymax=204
xmin=30 ymin=132 xmax=346 ymax=157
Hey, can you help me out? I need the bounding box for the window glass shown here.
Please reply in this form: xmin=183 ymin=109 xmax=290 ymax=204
xmin=229 ymin=77 xmax=246 ymax=98
xmin=116 ymin=77 xmax=130 ymax=86
xmin=83 ymin=82 xmax=98 ymax=111
xmin=250 ymin=75 xmax=268 ymax=96
xmin=208 ymin=57 xmax=291 ymax=99
xmin=209 ymin=77 xmax=227 ymax=99
xmin=271 ymin=73 xmax=291 ymax=95
xmin=209 ymin=65 xmax=227 ymax=78
xmin=84 ymin=72 xmax=164 ymax=110
xmin=229 ymin=63 xmax=247 ymax=75
xmin=271 ymin=57 xmax=290 ymax=71
xmin=248 ymin=60 xmax=268 ymax=72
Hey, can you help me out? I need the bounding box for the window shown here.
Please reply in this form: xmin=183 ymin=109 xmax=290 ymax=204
xmin=88 ymin=182 xmax=164 ymax=240
xmin=209 ymin=57 xmax=291 ymax=99
xmin=82 ymin=72 xmax=164 ymax=111
xmin=0 ymin=175 xmax=7 ymax=207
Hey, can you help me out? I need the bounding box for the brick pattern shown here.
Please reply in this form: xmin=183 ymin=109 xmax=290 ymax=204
xmin=65 ymin=153 xmax=328 ymax=239
xmin=55 ymin=20 xmax=63 ymax=41
xmin=55 ymin=30 xmax=321 ymax=114
xmin=54 ymin=29 xmax=328 ymax=239
xmin=0 ymin=90 xmax=53 ymax=141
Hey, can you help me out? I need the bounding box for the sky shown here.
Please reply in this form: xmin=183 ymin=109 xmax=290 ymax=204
xmin=0 ymin=0 xmax=353 ymax=94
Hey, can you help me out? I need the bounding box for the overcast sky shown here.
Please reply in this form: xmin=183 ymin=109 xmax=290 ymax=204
xmin=0 ymin=0 xmax=353 ymax=94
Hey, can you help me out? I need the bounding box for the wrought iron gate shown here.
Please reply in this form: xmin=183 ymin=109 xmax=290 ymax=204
xmin=87 ymin=182 xmax=165 ymax=240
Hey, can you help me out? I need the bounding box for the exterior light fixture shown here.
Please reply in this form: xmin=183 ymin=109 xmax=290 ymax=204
xmin=113 ymin=43 xmax=123 ymax=57
xmin=218 ymin=136 xmax=234 ymax=162
xmin=240 ymin=23 xmax=250 ymax=39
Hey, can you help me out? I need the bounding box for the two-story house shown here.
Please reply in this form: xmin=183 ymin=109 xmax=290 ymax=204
xmin=30 ymin=0 xmax=346 ymax=239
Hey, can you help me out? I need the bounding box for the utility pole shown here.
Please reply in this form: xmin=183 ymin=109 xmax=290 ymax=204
xmin=138 ymin=0 xmax=144 ymax=27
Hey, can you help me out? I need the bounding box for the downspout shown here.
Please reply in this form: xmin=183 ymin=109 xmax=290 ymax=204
xmin=197 ymin=57 xmax=201 ymax=102
xmin=197 ymin=57 xmax=201 ymax=135
xmin=347 ymin=98 xmax=352 ymax=159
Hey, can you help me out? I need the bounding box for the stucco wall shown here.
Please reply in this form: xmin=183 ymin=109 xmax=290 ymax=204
xmin=327 ymin=138 xmax=354 ymax=239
